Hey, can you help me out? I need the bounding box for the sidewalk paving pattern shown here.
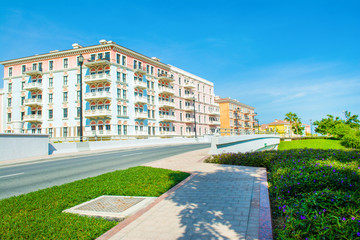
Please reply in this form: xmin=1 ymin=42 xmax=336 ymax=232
xmin=99 ymin=149 xmax=272 ymax=240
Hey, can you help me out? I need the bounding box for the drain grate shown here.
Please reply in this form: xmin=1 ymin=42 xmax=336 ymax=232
xmin=63 ymin=195 xmax=156 ymax=221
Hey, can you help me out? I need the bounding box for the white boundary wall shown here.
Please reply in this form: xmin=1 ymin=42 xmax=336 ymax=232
xmin=0 ymin=133 xmax=49 ymax=161
xmin=209 ymin=134 xmax=280 ymax=154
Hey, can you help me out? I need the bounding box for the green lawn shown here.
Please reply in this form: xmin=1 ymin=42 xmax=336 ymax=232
xmin=278 ymin=138 xmax=347 ymax=150
xmin=0 ymin=166 xmax=189 ymax=240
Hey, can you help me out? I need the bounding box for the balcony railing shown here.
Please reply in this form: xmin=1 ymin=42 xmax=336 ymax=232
xmin=84 ymin=91 xmax=112 ymax=101
xmin=25 ymin=67 xmax=43 ymax=76
xmin=24 ymin=98 xmax=42 ymax=106
xmin=158 ymin=73 xmax=174 ymax=82
xmin=183 ymin=105 xmax=193 ymax=111
xmin=134 ymin=95 xmax=148 ymax=103
xmin=134 ymin=80 xmax=147 ymax=88
xmin=84 ymin=58 xmax=110 ymax=67
xmin=209 ymin=120 xmax=221 ymax=125
xmin=158 ymin=86 xmax=175 ymax=95
xmin=134 ymin=112 xmax=148 ymax=119
xmin=134 ymin=66 xmax=147 ymax=75
xmin=24 ymin=82 xmax=42 ymax=91
xmin=208 ymin=108 xmax=220 ymax=115
xmin=158 ymin=100 xmax=175 ymax=108
xmin=135 ymin=130 xmax=148 ymax=135
xmin=184 ymin=117 xmax=194 ymax=123
xmin=84 ymin=109 xmax=112 ymax=118
xmin=183 ymin=132 xmax=195 ymax=136
xmin=159 ymin=115 xmax=176 ymax=122
xmin=183 ymin=93 xmax=194 ymax=100
xmin=159 ymin=131 xmax=176 ymax=136
xmin=84 ymin=74 xmax=111 ymax=84
xmin=24 ymin=114 xmax=42 ymax=122
xmin=183 ymin=81 xmax=196 ymax=89
xmin=85 ymin=130 xmax=112 ymax=136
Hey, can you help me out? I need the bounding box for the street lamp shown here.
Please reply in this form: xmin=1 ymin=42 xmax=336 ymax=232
xmin=192 ymin=95 xmax=197 ymax=138
xmin=78 ymin=54 xmax=84 ymax=142
xmin=310 ymin=119 xmax=312 ymax=137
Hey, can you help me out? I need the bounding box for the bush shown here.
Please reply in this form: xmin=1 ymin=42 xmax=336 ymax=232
xmin=330 ymin=122 xmax=353 ymax=139
xmin=341 ymin=129 xmax=360 ymax=149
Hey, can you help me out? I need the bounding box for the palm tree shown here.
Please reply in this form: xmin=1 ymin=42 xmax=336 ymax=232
xmin=285 ymin=112 xmax=298 ymax=137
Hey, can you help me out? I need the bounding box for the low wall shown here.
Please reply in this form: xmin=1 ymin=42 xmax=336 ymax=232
xmin=209 ymin=134 xmax=280 ymax=155
xmin=50 ymin=136 xmax=211 ymax=155
xmin=0 ymin=133 xmax=49 ymax=161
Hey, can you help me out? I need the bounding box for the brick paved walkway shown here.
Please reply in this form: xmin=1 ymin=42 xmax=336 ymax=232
xmin=98 ymin=148 xmax=272 ymax=240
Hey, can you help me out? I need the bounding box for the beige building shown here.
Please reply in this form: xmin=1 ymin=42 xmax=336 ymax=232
xmin=0 ymin=88 xmax=3 ymax=132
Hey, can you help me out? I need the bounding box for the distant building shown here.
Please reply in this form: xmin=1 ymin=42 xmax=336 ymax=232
xmin=267 ymin=119 xmax=292 ymax=137
xmin=302 ymin=123 xmax=311 ymax=136
xmin=0 ymin=88 xmax=3 ymax=132
xmin=215 ymin=97 xmax=256 ymax=135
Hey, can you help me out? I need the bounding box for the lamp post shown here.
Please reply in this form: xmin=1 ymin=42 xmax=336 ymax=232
xmin=310 ymin=119 xmax=312 ymax=137
xmin=192 ymin=95 xmax=197 ymax=138
xmin=78 ymin=54 xmax=84 ymax=142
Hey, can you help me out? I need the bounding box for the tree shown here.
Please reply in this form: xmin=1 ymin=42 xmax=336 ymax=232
xmin=284 ymin=112 xmax=298 ymax=137
xmin=292 ymin=117 xmax=305 ymax=135
xmin=313 ymin=115 xmax=342 ymax=136
xmin=344 ymin=111 xmax=360 ymax=128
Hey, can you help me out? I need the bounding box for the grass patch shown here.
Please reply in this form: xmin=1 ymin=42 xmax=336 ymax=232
xmin=206 ymin=149 xmax=360 ymax=239
xmin=0 ymin=166 xmax=189 ymax=239
xmin=278 ymin=139 xmax=347 ymax=150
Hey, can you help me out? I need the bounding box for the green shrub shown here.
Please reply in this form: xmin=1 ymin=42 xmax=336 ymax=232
xmin=330 ymin=122 xmax=353 ymax=139
xmin=341 ymin=129 xmax=360 ymax=149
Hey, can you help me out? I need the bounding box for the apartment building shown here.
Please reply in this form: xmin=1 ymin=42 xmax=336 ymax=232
xmin=0 ymin=88 xmax=3 ymax=132
xmin=215 ymin=97 xmax=256 ymax=135
xmin=0 ymin=40 xmax=220 ymax=139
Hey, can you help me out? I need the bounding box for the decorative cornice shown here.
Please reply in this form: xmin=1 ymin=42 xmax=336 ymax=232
xmin=215 ymin=97 xmax=255 ymax=110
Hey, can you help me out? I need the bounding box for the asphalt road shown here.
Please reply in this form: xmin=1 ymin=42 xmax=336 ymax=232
xmin=0 ymin=143 xmax=210 ymax=199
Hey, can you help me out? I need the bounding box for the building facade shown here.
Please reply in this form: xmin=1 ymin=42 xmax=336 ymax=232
xmin=215 ymin=97 xmax=256 ymax=135
xmin=0 ymin=88 xmax=3 ymax=132
xmin=0 ymin=40 xmax=220 ymax=139
xmin=267 ymin=119 xmax=292 ymax=137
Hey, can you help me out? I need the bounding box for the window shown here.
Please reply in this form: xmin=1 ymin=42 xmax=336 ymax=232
xmin=21 ymin=82 xmax=25 ymax=90
xmin=8 ymin=83 xmax=12 ymax=92
xmin=49 ymin=61 xmax=53 ymax=71
xmin=117 ymin=88 xmax=121 ymax=98
xmin=105 ymin=52 xmax=110 ymax=60
xmin=178 ymin=77 xmax=181 ymax=84
xmin=38 ymin=63 xmax=43 ymax=72
xmin=90 ymin=54 xmax=95 ymax=60
xmin=49 ymin=78 xmax=53 ymax=87
xmin=133 ymin=60 xmax=137 ymax=68
xmin=21 ymin=97 xmax=25 ymax=105
xmin=22 ymin=65 xmax=26 ymax=73
xmin=8 ymin=67 xmax=12 ymax=77
xmin=63 ymin=58 xmax=68 ymax=68
xmin=179 ymin=100 xmax=182 ymax=109
xmin=122 ymin=89 xmax=127 ymax=99
xmin=7 ymin=113 xmax=11 ymax=122
xmin=77 ymin=74 xmax=81 ymax=84
xmin=63 ymin=76 xmax=68 ymax=85
xmin=21 ymin=112 xmax=25 ymax=120
xmin=49 ymin=110 xmax=53 ymax=119
xmin=123 ymin=106 xmax=127 ymax=116
xmin=117 ymin=105 xmax=121 ymax=115
xmin=32 ymin=63 xmax=37 ymax=70
xmin=49 ymin=93 xmax=53 ymax=103
xmin=117 ymin=72 xmax=120 ymax=81
xmin=49 ymin=128 xmax=53 ymax=137
xmin=122 ymin=73 xmax=126 ymax=82
xmin=63 ymin=127 xmax=68 ymax=137
xmin=151 ymin=66 xmax=154 ymax=75
xmin=63 ymin=108 xmax=68 ymax=118
xmin=63 ymin=92 xmax=68 ymax=102
xmin=178 ymin=89 xmax=181 ymax=96
xmin=116 ymin=54 xmax=120 ymax=64
xmin=77 ymin=107 xmax=80 ymax=117
xmin=123 ymin=125 xmax=127 ymax=135
xmin=118 ymin=125 xmax=122 ymax=135
xmin=8 ymin=98 xmax=12 ymax=107
xmin=122 ymin=56 xmax=126 ymax=66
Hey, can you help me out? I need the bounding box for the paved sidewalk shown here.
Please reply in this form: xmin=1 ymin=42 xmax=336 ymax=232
xmin=99 ymin=149 xmax=272 ymax=240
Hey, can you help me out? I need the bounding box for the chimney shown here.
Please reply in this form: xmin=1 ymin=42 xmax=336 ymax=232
xmin=72 ymin=43 xmax=82 ymax=49
xmin=151 ymin=57 xmax=160 ymax=62
xmin=99 ymin=39 xmax=107 ymax=45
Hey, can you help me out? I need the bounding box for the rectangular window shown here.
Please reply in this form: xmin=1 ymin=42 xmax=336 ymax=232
xmin=22 ymin=65 xmax=26 ymax=73
xmin=63 ymin=58 xmax=68 ymax=68
xmin=63 ymin=108 xmax=68 ymax=118
xmin=38 ymin=62 xmax=43 ymax=72
xmin=116 ymin=54 xmax=120 ymax=64
xmin=49 ymin=78 xmax=53 ymax=87
xmin=91 ymin=54 xmax=95 ymax=60
xmin=49 ymin=93 xmax=53 ymax=103
xmin=178 ymin=89 xmax=181 ymax=97
xmin=98 ymin=53 xmax=103 ymax=59
xmin=133 ymin=60 xmax=137 ymax=69
xmin=123 ymin=106 xmax=127 ymax=116
xmin=8 ymin=98 xmax=12 ymax=107
xmin=117 ymin=88 xmax=121 ymax=98
xmin=7 ymin=113 xmax=11 ymax=122
xmin=63 ymin=76 xmax=68 ymax=85
xmin=77 ymin=107 xmax=80 ymax=117
xmin=117 ymin=72 xmax=120 ymax=81
xmin=21 ymin=112 xmax=25 ymax=120
xmin=77 ymin=91 xmax=80 ymax=100
xmin=122 ymin=89 xmax=127 ymax=99
xmin=49 ymin=61 xmax=53 ymax=71
xmin=63 ymin=92 xmax=68 ymax=102
xmin=8 ymin=83 xmax=12 ymax=92
xmin=122 ymin=56 xmax=126 ymax=66
xmin=49 ymin=109 xmax=53 ymax=119
xmin=63 ymin=127 xmax=68 ymax=137
xmin=122 ymin=73 xmax=126 ymax=82
xmin=118 ymin=125 xmax=122 ymax=135
xmin=146 ymin=65 xmax=149 ymax=73
xmin=123 ymin=125 xmax=127 ymax=135
xmin=8 ymin=67 xmax=12 ymax=77
xmin=151 ymin=66 xmax=154 ymax=75
xmin=117 ymin=105 xmax=121 ymax=115
xmin=105 ymin=52 xmax=110 ymax=60
xmin=32 ymin=63 xmax=37 ymax=70
xmin=49 ymin=128 xmax=53 ymax=137
xmin=21 ymin=97 xmax=25 ymax=105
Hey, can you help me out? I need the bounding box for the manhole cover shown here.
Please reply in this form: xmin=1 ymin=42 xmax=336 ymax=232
xmin=63 ymin=195 xmax=156 ymax=221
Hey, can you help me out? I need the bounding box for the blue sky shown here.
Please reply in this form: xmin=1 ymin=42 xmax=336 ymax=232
xmin=1 ymin=0 xmax=359 ymax=125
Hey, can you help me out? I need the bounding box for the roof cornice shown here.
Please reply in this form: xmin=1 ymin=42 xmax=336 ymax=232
xmin=215 ymin=97 xmax=255 ymax=109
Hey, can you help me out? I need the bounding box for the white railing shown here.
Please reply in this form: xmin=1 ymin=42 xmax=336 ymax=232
xmin=158 ymin=100 xmax=175 ymax=108
xmin=158 ymin=86 xmax=175 ymax=94
xmin=135 ymin=130 xmax=148 ymax=135
xmin=134 ymin=95 xmax=148 ymax=103
xmin=24 ymin=114 xmax=42 ymax=122
xmin=134 ymin=80 xmax=147 ymax=88
xmin=134 ymin=112 xmax=148 ymax=119
xmin=183 ymin=81 xmax=196 ymax=88
xmin=209 ymin=120 xmax=221 ymax=125
xmin=84 ymin=91 xmax=112 ymax=99
xmin=159 ymin=131 xmax=176 ymax=136
xmin=84 ymin=73 xmax=111 ymax=83
xmin=84 ymin=109 xmax=112 ymax=117
xmin=24 ymin=82 xmax=42 ymax=90
xmin=159 ymin=115 xmax=176 ymax=121
xmin=24 ymin=98 xmax=42 ymax=105
xmin=85 ymin=130 xmax=112 ymax=136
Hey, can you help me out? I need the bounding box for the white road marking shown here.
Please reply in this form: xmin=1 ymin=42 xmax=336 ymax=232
xmin=121 ymin=153 xmax=143 ymax=157
xmin=0 ymin=172 xmax=25 ymax=179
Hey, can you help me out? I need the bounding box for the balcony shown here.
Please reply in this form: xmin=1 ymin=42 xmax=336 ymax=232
xmin=84 ymin=91 xmax=112 ymax=101
xmin=84 ymin=58 xmax=110 ymax=67
xmin=134 ymin=66 xmax=147 ymax=75
xmin=209 ymin=120 xmax=221 ymax=125
xmin=84 ymin=109 xmax=112 ymax=118
xmin=183 ymin=93 xmax=194 ymax=100
xmin=85 ymin=130 xmax=112 ymax=136
xmin=24 ymin=98 xmax=42 ymax=107
xmin=84 ymin=74 xmax=111 ymax=84
xmin=183 ymin=105 xmax=193 ymax=111
xmin=24 ymin=114 xmax=42 ymax=122
xmin=158 ymin=73 xmax=174 ymax=82
xmin=135 ymin=130 xmax=148 ymax=136
xmin=158 ymin=100 xmax=175 ymax=108
xmin=134 ymin=80 xmax=147 ymax=89
xmin=184 ymin=117 xmax=194 ymax=123
xmin=25 ymin=67 xmax=43 ymax=76
xmin=208 ymin=108 xmax=220 ymax=115
xmin=159 ymin=115 xmax=176 ymax=122
xmin=24 ymin=82 xmax=42 ymax=91
xmin=159 ymin=131 xmax=176 ymax=136
xmin=183 ymin=81 xmax=196 ymax=89
xmin=183 ymin=132 xmax=195 ymax=137
xmin=134 ymin=95 xmax=148 ymax=103
xmin=158 ymin=86 xmax=175 ymax=95
xmin=134 ymin=112 xmax=148 ymax=119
